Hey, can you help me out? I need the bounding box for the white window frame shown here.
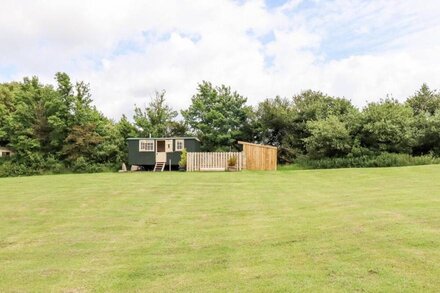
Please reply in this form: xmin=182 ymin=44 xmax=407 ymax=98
xmin=165 ymin=140 xmax=173 ymax=153
xmin=175 ymin=139 xmax=184 ymax=151
xmin=139 ymin=140 xmax=154 ymax=152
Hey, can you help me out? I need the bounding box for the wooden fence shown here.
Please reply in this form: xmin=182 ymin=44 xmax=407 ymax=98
xmin=238 ymin=141 xmax=277 ymax=171
xmin=187 ymin=152 xmax=244 ymax=172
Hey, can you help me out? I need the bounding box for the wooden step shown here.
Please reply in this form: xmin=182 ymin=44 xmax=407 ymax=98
xmin=153 ymin=162 xmax=166 ymax=172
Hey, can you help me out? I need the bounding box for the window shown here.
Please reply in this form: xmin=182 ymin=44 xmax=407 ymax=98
xmin=139 ymin=140 xmax=154 ymax=152
xmin=165 ymin=140 xmax=173 ymax=152
xmin=175 ymin=140 xmax=184 ymax=151
xmin=1 ymin=152 xmax=10 ymax=157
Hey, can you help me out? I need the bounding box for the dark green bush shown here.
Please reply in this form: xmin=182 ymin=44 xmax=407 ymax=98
xmin=0 ymin=159 xmax=40 ymax=177
xmin=70 ymin=156 xmax=116 ymax=173
xmin=0 ymin=155 xmax=117 ymax=178
xmin=294 ymin=153 xmax=440 ymax=169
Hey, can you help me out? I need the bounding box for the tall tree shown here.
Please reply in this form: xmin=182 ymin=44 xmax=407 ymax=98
xmin=182 ymin=81 xmax=249 ymax=151
xmin=133 ymin=90 xmax=179 ymax=137
xmin=116 ymin=114 xmax=138 ymax=162
xmin=406 ymin=84 xmax=440 ymax=115
xmin=360 ymin=99 xmax=414 ymax=154
xmin=0 ymin=82 xmax=19 ymax=146
xmin=304 ymin=115 xmax=353 ymax=159
xmin=255 ymin=90 xmax=359 ymax=162
xmin=5 ymin=77 xmax=53 ymax=158
xmin=254 ymin=97 xmax=295 ymax=162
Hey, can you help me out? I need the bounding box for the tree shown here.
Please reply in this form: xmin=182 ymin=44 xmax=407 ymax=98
xmin=182 ymin=81 xmax=250 ymax=151
xmin=304 ymin=115 xmax=352 ymax=159
xmin=412 ymin=112 xmax=440 ymax=156
xmin=0 ymin=73 xmax=123 ymax=173
xmin=406 ymin=84 xmax=440 ymax=115
xmin=4 ymin=77 xmax=53 ymax=158
xmin=116 ymin=115 xmax=137 ymax=163
xmin=254 ymin=97 xmax=295 ymax=162
xmin=62 ymin=124 xmax=104 ymax=161
xmin=133 ymin=90 xmax=178 ymax=137
xmin=255 ymin=90 xmax=359 ymax=162
xmin=58 ymin=76 xmax=121 ymax=165
xmin=0 ymin=82 xmax=19 ymax=146
xmin=166 ymin=120 xmax=188 ymax=137
xmin=360 ymin=99 xmax=414 ymax=154
xmin=405 ymin=84 xmax=440 ymax=155
xmin=291 ymin=90 xmax=359 ymax=150
xmin=117 ymin=114 xmax=137 ymax=140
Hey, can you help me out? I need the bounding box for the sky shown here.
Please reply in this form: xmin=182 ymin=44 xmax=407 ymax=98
xmin=1 ymin=0 xmax=440 ymax=119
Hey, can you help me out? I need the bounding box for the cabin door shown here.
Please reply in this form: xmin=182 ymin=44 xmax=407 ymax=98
xmin=156 ymin=140 xmax=166 ymax=162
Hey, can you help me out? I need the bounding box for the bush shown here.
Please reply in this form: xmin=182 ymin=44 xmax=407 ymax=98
xmin=71 ymin=156 xmax=116 ymax=173
xmin=304 ymin=115 xmax=352 ymax=159
xmin=0 ymin=154 xmax=118 ymax=178
xmin=228 ymin=155 xmax=237 ymax=167
xmin=360 ymin=99 xmax=415 ymax=153
xmin=0 ymin=155 xmax=65 ymax=177
xmin=294 ymin=153 xmax=440 ymax=169
xmin=43 ymin=155 xmax=66 ymax=174
xmin=179 ymin=148 xmax=187 ymax=169
xmin=0 ymin=160 xmax=33 ymax=177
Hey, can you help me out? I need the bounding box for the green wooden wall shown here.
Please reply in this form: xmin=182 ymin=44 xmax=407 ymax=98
xmin=128 ymin=138 xmax=201 ymax=166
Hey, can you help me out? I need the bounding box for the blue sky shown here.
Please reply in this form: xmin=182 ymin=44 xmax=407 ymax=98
xmin=265 ymin=0 xmax=288 ymax=8
xmin=1 ymin=0 xmax=440 ymax=118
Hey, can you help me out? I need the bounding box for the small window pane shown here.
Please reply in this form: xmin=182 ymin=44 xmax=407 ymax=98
xmin=175 ymin=140 xmax=184 ymax=151
xmin=139 ymin=140 xmax=154 ymax=152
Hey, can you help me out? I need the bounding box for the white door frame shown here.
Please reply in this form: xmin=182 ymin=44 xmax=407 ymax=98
xmin=155 ymin=140 xmax=167 ymax=162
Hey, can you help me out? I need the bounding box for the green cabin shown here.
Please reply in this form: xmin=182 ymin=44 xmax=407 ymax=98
xmin=127 ymin=137 xmax=201 ymax=170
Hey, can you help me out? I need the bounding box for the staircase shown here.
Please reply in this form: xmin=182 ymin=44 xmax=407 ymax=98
xmin=153 ymin=162 xmax=166 ymax=172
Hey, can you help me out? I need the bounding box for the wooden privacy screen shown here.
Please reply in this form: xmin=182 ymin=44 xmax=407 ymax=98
xmin=238 ymin=141 xmax=277 ymax=171
xmin=187 ymin=152 xmax=243 ymax=172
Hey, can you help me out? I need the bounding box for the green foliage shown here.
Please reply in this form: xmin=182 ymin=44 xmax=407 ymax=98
xmin=304 ymin=115 xmax=352 ymax=159
xmin=182 ymin=81 xmax=250 ymax=151
xmin=295 ymin=153 xmax=440 ymax=169
xmin=63 ymin=124 xmax=104 ymax=161
xmin=412 ymin=112 xmax=440 ymax=156
xmin=0 ymin=73 xmax=126 ymax=177
xmin=228 ymin=155 xmax=237 ymax=167
xmin=178 ymin=148 xmax=187 ymax=168
xmin=133 ymin=90 xmax=180 ymax=137
xmin=360 ymin=99 xmax=414 ymax=154
xmin=0 ymin=154 xmax=65 ymax=177
xmin=115 ymin=114 xmax=138 ymax=162
xmin=2 ymin=73 xmax=440 ymax=177
xmin=254 ymin=96 xmax=294 ymax=161
xmin=254 ymin=90 xmax=359 ymax=163
xmin=406 ymin=84 xmax=440 ymax=115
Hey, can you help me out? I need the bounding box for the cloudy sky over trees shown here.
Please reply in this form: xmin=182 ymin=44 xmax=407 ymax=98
xmin=1 ymin=0 xmax=440 ymax=118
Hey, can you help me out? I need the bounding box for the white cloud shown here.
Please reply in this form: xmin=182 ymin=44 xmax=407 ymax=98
xmin=1 ymin=0 xmax=440 ymax=118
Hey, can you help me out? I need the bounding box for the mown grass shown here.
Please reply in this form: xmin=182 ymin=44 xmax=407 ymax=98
xmin=1 ymin=166 xmax=440 ymax=292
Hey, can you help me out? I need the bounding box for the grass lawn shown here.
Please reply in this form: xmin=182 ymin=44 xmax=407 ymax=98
xmin=1 ymin=166 xmax=440 ymax=292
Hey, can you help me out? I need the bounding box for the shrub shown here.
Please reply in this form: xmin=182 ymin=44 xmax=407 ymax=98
xmin=294 ymin=153 xmax=440 ymax=169
xmin=71 ymin=156 xmax=115 ymax=173
xmin=228 ymin=155 xmax=237 ymax=167
xmin=303 ymin=115 xmax=352 ymax=159
xmin=179 ymin=148 xmax=187 ymax=169
xmin=0 ymin=160 xmax=32 ymax=177
xmin=360 ymin=99 xmax=415 ymax=153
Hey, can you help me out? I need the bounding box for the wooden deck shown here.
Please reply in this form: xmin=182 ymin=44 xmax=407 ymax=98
xmin=187 ymin=152 xmax=243 ymax=172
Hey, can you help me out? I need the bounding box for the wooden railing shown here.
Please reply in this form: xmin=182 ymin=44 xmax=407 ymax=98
xmin=187 ymin=152 xmax=244 ymax=172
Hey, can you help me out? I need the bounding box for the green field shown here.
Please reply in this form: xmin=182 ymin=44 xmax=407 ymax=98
xmin=1 ymin=166 xmax=440 ymax=292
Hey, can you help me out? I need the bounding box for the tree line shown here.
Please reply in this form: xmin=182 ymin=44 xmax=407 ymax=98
xmin=1 ymin=72 xmax=440 ymax=176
